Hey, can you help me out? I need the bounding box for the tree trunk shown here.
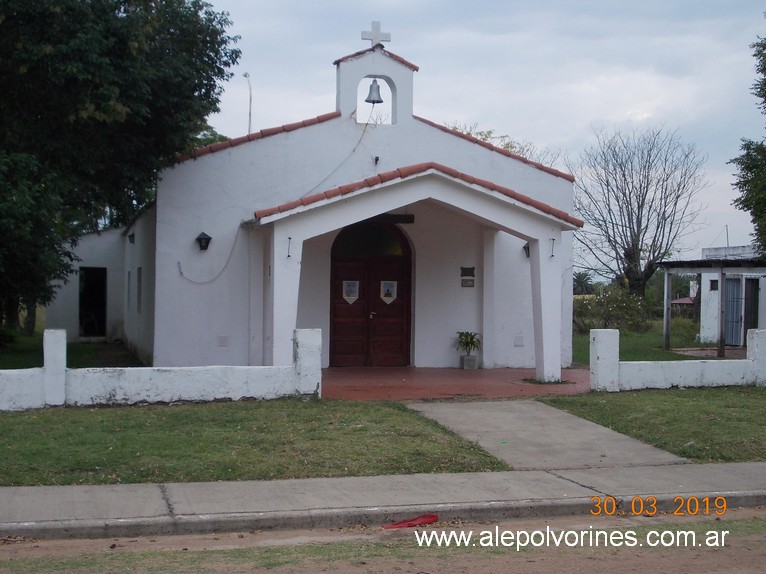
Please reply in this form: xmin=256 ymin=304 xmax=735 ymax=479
xmin=22 ymin=295 xmax=37 ymax=336
xmin=2 ymin=296 xmax=20 ymax=331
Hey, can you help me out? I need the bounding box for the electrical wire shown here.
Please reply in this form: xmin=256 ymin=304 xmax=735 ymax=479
xmin=300 ymin=105 xmax=377 ymax=198
xmin=176 ymin=225 xmax=244 ymax=284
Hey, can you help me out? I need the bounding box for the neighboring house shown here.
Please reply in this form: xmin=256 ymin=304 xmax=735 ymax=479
xmin=671 ymin=296 xmax=695 ymax=309
xmin=46 ymin=24 xmax=583 ymax=381
xmin=660 ymin=246 xmax=765 ymax=347
xmin=698 ymin=246 xmax=765 ymax=346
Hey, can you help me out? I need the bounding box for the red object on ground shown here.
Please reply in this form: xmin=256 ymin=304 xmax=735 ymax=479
xmin=382 ymin=514 xmax=439 ymax=529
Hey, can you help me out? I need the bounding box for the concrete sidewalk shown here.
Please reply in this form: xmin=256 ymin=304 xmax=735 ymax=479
xmin=409 ymin=401 xmax=686 ymax=470
xmin=2 ymin=464 xmax=765 ymax=539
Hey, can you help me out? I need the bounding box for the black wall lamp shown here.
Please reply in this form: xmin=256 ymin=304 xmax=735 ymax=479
xmin=523 ymin=242 xmax=530 ymax=258
xmin=196 ymin=232 xmax=212 ymax=251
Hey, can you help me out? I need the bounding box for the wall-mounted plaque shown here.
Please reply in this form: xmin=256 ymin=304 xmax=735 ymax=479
xmin=380 ymin=280 xmax=397 ymax=304
xmin=342 ymin=280 xmax=359 ymax=304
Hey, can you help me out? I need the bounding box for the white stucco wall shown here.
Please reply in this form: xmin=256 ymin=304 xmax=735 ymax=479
xmin=151 ymin=160 xmax=255 ymax=367
xmin=45 ymin=228 xmax=125 ymax=342
xmin=123 ymin=207 xmax=156 ymax=364
xmin=591 ymin=328 xmax=766 ymax=392
xmin=0 ymin=329 xmax=321 ymax=411
xmin=699 ymin=272 xmax=720 ymax=343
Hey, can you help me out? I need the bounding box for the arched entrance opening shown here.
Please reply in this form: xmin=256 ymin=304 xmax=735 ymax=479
xmin=330 ymin=220 xmax=412 ymax=366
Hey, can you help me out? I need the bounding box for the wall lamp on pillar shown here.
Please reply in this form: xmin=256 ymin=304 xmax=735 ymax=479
xmin=195 ymin=232 xmax=212 ymax=251
xmin=522 ymin=242 xmax=530 ymax=258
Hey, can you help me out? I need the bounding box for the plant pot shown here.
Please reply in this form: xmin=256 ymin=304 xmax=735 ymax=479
xmin=460 ymin=355 xmax=479 ymax=370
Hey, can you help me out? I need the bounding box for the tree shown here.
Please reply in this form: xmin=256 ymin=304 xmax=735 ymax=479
xmin=572 ymin=271 xmax=594 ymax=295
xmin=447 ymin=123 xmax=563 ymax=167
xmin=0 ymin=153 xmax=78 ymax=334
xmin=572 ymin=126 xmax=706 ymax=298
xmin=0 ymin=0 xmax=240 ymax=330
xmin=731 ymin=32 xmax=766 ymax=253
xmin=192 ymin=123 xmax=231 ymax=149
xmin=572 ymin=284 xmax=648 ymax=334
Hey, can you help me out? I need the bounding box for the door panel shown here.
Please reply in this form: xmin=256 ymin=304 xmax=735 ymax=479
xmin=725 ymin=278 xmax=743 ymax=346
xmin=330 ymin=261 xmax=367 ymax=366
xmin=366 ymin=258 xmax=410 ymax=366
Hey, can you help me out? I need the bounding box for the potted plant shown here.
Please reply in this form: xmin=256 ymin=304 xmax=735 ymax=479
xmin=455 ymin=331 xmax=481 ymax=369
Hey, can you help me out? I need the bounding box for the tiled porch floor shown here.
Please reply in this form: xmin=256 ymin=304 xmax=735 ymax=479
xmin=322 ymin=367 xmax=590 ymax=400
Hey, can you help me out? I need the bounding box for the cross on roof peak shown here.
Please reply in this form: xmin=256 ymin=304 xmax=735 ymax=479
xmin=362 ymin=21 xmax=391 ymax=48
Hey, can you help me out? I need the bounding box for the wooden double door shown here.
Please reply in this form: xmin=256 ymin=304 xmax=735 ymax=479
xmin=330 ymin=223 xmax=411 ymax=367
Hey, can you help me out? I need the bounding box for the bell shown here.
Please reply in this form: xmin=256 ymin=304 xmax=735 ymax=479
xmin=364 ymin=79 xmax=383 ymax=104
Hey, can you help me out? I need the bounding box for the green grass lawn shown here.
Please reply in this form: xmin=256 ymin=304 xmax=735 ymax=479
xmin=542 ymin=385 xmax=766 ymax=463
xmin=571 ymin=319 xmax=709 ymax=366
xmin=0 ymin=333 xmax=143 ymax=369
xmin=0 ymin=399 xmax=509 ymax=486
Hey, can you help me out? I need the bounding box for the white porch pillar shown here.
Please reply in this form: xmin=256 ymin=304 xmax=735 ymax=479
xmin=529 ymin=236 xmax=562 ymax=381
xmin=268 ymin=226 xmax=304 ymax=366
xmin=481 ymin=228 xmax=497 ymax=368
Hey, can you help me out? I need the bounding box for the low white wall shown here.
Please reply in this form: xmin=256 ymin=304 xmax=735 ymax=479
xmin=0 ymin=329 xmax=321 ymax=411
xmin=0 ymin=368 xmax=45 ymax=411
xmin=590 ymin=329 xmax=766 ymax=392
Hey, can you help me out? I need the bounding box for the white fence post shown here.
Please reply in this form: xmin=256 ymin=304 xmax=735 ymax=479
xmin=590 ymin=329 xmax=620 ymax=392
xmin=43 ymin=329 xmax=66 ymax=406
xmin=293 ymin=329 xmax=322 ymax=396
xmin=747 ymin=329 xmax=766 ymax=386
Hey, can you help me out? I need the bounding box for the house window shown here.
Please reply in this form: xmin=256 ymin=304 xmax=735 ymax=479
xmin=710 ymin=279 xmax=719 ymax=291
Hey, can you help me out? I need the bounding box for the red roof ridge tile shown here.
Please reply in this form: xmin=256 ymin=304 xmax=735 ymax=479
xmin=413 ymin=116 xmax=575 ymax=183
xmin=253 ymin=162 xmax=583 ymax=228
xmin=176 ymin=111 xmax=342 ymax=163
xmin=333 ymin=46 xmax=419 ymax=72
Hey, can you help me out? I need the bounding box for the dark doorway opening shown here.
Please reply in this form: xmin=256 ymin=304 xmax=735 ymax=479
xmin=79 ymin=267 xmax=107 ymax=337
xmin=744 ymin=278 xmax=760 ymax=342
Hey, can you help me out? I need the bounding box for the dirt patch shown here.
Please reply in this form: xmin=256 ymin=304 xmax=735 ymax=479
xmin=674 ymin=347 xmax=747 ymax=359
xmin=2 ymin=507 xmax=765 ymax=573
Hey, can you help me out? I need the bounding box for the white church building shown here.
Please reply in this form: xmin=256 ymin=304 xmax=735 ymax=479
xmin=46 ymin=23 xmax=583 ymax=381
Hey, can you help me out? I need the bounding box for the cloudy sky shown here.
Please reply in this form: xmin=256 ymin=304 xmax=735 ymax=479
xmin=206 ymin=0 xmax=764 ymax=258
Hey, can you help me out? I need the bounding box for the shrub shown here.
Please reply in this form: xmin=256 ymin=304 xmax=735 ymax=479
xmin=573 ymin=285 xmax=649 ymax=334
xmin=0 ymin=328 xmax=16 ymax=350
xmin=668 ymin=316 xmax=701 ymax=346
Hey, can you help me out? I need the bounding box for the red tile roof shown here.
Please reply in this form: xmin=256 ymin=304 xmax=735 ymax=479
xmin=254 ymin=162 xmax=584 ymax=228
xmin=414 ymin=116 xmax=575 ymax=182
xmin=333 ymin=46 xmax=419 ymax=71
xmin=177 ymin=111 xmax=342 ymax=162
